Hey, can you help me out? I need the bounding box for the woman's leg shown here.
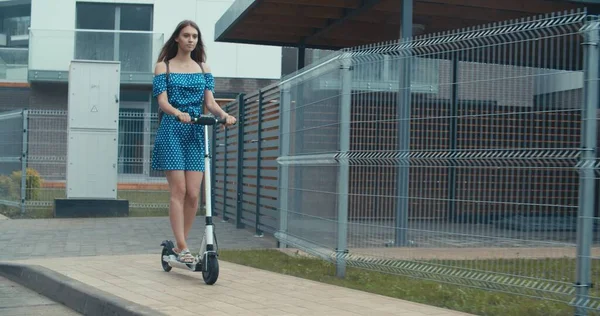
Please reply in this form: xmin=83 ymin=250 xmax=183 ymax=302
xmin=183 ymin=171 xmax=204 ymax=240
xmin=165 ymin=170 xmax=188 ymax=252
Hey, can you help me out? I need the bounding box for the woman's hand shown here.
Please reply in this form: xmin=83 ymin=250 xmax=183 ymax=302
xmin=176 ymin=111 xmax=192 ymax=123
xmin=222 ymin=114 xmax=237 ymax=126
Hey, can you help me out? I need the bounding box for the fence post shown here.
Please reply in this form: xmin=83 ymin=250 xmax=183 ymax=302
xmin=210 ymin=118 xmax=217 ymax=218
xmin=575 ymin=19 xmax=599 ymax=316
xmin=236 ymin=94 xmax=246 ymax=229
xmin=255 ymin=90 xmax=264 ymax=237
xmin=336 ymin=53 xmax=352 ymax=278
xmin=395 ymin=0 xmax=412 ymax=247
xmin=221 ymin=103 xmax=230 ymax=222
xmin=20 ymin=109 xmax=29 ymax=215
xmin=447 ymin=55 xmax=458 ymax=222
xmin=278 ymin=84 xmax=291 ymax=248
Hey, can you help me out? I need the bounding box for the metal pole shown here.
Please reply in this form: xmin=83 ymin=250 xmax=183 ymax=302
xmin=293 ymin=85 xmax=304 ymax=239
xmin=293 ymin=45 xmax=306 ymax=223
xmin=20 ymin=109 xmax=29 ymax=215
xmin=236 ymin=94 xmax=246 ymax=229
xmin=448 ymin=54 xmax=458 ymax=222
xmin=255 ymin=90 xmax=264 ymax=237
xmin=395 ymin=0 xmax=413 ymax=247
xmin=221 ymin=103 xmax=229 ymax=222
xmin=298 ymin=45 xmax=306 ymax=70
xmin=336 ymin=53 xmax=352 ymax=278
xmin=575 ymin=20 xmax=599 ymax=316
xmin=278 ymin=84 xmax=292 ymax=248
xmin=211 ymin=118 xmax=217 ymax=217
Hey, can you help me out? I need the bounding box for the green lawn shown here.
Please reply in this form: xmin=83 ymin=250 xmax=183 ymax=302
xmin=218 ymin=249 xmax=598 ymax=316
xmin=0 ymin=188 xmax=187 ymax=218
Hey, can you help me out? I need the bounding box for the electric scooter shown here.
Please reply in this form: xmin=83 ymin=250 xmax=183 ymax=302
xmin=160 ymin=114 xmax=230 ymax=285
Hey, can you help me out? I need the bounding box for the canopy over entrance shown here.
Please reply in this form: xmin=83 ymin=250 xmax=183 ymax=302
xmin=214 ymin=0 xmax=596 ymax=50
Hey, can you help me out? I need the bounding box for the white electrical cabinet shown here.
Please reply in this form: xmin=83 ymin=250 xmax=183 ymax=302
xmin=66 ymin=60 xmax=120 ymax=199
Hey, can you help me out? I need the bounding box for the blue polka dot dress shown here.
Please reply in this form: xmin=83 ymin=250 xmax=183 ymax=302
xmin=151 ymin=70 xmax=215 ymax=172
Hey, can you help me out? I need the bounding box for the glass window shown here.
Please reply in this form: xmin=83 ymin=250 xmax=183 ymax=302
xmin=3 ymin=16 xmax=30 ymax=37
xmin=76 ymin=3 xmax=116 ymax=30
xmin=75 ymin=2 xmax=154 ymax=72
xmin=120 ymin=4 xmax=153 ymax=31
xmin=75 ymin=2 xmax=153 ymax=31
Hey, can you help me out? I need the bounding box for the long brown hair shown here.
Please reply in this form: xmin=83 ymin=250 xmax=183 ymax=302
xmin=157 ymin=20 xmax=206 ymax=63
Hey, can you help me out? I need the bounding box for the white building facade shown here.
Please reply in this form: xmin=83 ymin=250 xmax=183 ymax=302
xmin=0 ymin=0 xmax=286 ymax=181
xmin=0 ymin=0 xmax=283 ymax=111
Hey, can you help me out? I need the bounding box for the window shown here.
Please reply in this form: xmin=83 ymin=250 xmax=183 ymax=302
xmin=74 ymin=2 xmax=154 ymax=72
xmin=3 ymin=16 xmax=31 ymax=38
xmin=0 ymin=3 xmax=31 ymax=47
xmin=76 ymin=2 xmax=153 ymax=31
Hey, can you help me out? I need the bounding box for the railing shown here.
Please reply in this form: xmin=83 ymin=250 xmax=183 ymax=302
xmin=272 ymin=8 xmax=600 ymax=315
xmin=211 ymin=83 xmax=281 ymax=236
xmin=0 ymin=110 xmax=26 ymax=211
xmin=28 ymin=29 xmax=164 ymax=73
xmin=0 ymin=47 xmax=28 ymax=82
xmin=0 ymin=109 xmax=171 ymax=217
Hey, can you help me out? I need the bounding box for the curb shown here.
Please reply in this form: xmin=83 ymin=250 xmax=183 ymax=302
xmin=0 ymin=262 xmax=165 ymax=316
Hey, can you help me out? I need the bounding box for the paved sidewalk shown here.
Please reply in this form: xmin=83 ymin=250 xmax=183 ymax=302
xmin=0 ymin=275 xmax=80 ymax=316
xmin=0 ymin=217 xmax=275 ymax=260
xmin=8 ymin=254 xmax=475 ymax=316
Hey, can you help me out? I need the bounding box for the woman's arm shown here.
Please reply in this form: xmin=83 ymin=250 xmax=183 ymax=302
xmin=154 ymin=62 xmax=190 ymax=122
xmin=202 ymin=63 xmax=236 ymax=126
xmin=204 ymin=90 xmax=227 ymax=119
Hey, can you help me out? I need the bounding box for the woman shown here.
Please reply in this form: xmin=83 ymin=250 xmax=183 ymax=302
xmin=152 ymin=20 xmax=236 ymax=263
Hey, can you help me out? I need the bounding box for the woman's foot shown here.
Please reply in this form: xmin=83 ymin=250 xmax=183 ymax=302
xmin=177 ymin=248 xmax=194 ymax=263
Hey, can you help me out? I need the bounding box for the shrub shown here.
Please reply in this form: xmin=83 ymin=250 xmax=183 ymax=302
xmin=10 ymin=167 xmax=43 ymax=200
xmin=0 ymin=175 xmax=18 ymax=201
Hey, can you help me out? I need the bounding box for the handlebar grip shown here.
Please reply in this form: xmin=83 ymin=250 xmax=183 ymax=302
xmin=190 ymin=116 xmax=219 ymax=126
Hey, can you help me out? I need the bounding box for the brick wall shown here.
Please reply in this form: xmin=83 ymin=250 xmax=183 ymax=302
xmin=215 ymin=77 xmax=279 ymax=96
xmin=289 ymin=87 xmax=583 ymax=222
xmin=24 ymin=78 xmax=277 ymax=111
xmin=29 ymin=83 xmax=69 ymax=109
xmin=0 ymin=86 xmax=30 ymax=111
xmin=347 ymin=93 xmax=582 ymax=222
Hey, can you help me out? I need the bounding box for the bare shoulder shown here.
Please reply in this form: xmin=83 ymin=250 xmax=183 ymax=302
xmin=154 ymin=61 xmax=167 ymax=75
xmin=200 ymin=62 xmax=212 ymax=73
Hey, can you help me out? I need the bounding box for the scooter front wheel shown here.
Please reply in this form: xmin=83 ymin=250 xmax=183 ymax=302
xmin=202 ymin=256 xmax=219 ymax=285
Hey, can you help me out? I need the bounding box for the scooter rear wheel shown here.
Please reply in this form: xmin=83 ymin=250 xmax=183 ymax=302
xmin=161 ymin=246 xmax=172 ymax=272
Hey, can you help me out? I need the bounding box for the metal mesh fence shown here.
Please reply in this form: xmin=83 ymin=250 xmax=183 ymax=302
xmin=0 ymin=110 xmax=25 ymax=214
xmin=275 ymin=9 xmax=600 ymax=313
xmin=13 ymin=109 xmax=169 ymax=215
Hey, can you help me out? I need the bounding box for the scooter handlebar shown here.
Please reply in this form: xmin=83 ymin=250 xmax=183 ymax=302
xmin=176 ymin=114 xmax=232 ymax=126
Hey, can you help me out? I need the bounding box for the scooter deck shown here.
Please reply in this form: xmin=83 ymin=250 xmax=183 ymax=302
xmin=163 ymin=254 xmax=199 ymax=264
xmin=163 ymin=254 xmax=202 ymax=270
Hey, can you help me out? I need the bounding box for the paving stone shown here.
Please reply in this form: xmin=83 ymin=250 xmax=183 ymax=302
xmin=6 ymin=255 xmax=475 ymax=316
xmin=0 ymin=216 xmax=276 ymax=260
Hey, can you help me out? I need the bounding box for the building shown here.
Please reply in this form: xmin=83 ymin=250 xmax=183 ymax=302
xmin=0 ymin=0 xmax=284 ymax=112
xmin=0 ymin=0 xmax=292 ymax=186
